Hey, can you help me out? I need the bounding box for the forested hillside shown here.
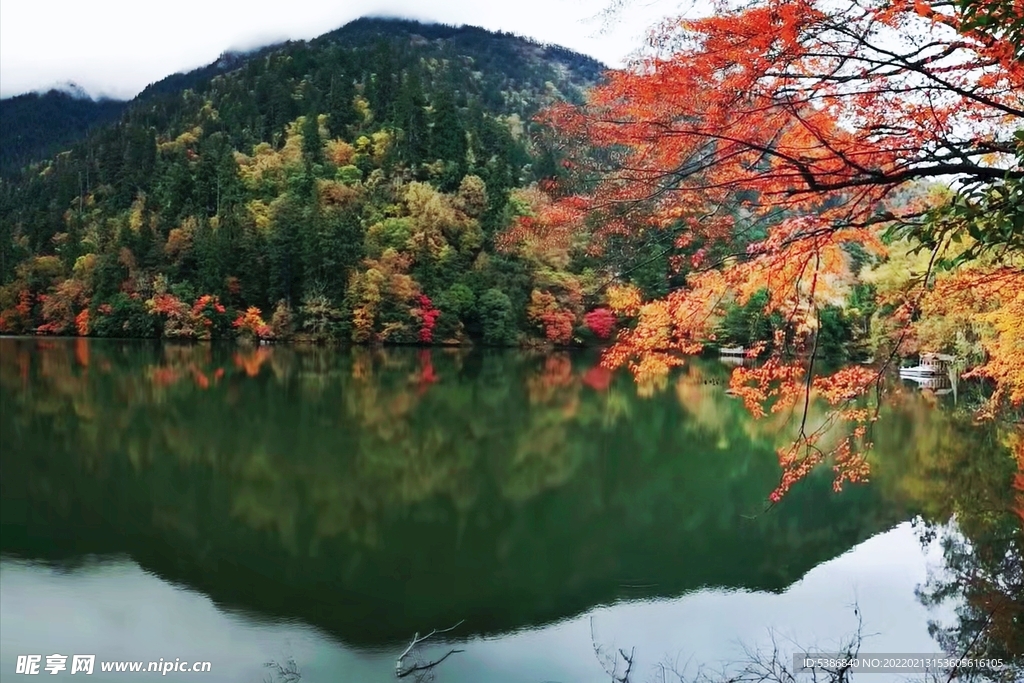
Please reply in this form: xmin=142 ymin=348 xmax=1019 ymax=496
xmin=0 ymin=18 xmax=618 ymax=345
xmin=0 ymin=88 xmax=126 ymax=177
xmin=3 ymin=12 xmax=1008 ymax=377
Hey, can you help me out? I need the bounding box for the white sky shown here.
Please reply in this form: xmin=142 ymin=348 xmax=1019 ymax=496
xmin=0 ymin=0 xmax=685 ymax=100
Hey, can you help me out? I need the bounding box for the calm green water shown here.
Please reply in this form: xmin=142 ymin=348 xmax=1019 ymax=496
xmin=0 ymin=338 xmax=1016 ymax=682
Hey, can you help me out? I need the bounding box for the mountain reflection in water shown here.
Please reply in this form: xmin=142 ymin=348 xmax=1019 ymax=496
xmin=1 ymin=339 xmax=1020 ymax=682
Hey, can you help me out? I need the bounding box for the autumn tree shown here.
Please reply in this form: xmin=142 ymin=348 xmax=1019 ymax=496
xmin=516 ymin=0 xmax=1023 ymax=495
xmin=345 ymin=249 xmax=421 ymax=343
xmin=233 ymin=306 xmax=273 ymax=341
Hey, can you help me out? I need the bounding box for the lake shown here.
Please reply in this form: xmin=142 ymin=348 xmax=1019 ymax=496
xmin=1 ymin=338 xmax=1019 ymax=682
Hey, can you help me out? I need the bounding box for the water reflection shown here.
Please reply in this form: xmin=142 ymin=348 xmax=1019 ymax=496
xmin=0 ymin=527 xmax=943 ymax=683
xmin=0 ymin=338 xmax=1020 ymax=680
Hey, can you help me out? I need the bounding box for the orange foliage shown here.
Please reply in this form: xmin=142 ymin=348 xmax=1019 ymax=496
xmin=602 ymin=271 xmax=724 ymax=381
xmin=148 ymin=292 xmax=228 ymax=340
xmin=37 ymin=280 xmax=88 ymax=335
xmin=525 ymin=0 xmax=1020 ymax=350
xmin=149 ymin=293 xmax=191 ymax=335
xmin=534 ymin=0 xmax=1021 ymax=238
xmin=317 ymin=179 xmax=361 ymax=208
xmin=952 ymin=268 xmax=1024 ymax=409
xmin=234 ymin=347 xmax=273 ymax=377
xmin=16 ymin=290 xmax=33 ymax=320
xmin=526 ymin=354 xmax=576 ymax=404
xmin=193 ymin=294 xmax=226 ymax=316
xmin=606 ymin=284 xmax=642 ymax=317
xmin=527 ymin=290 xmax=576 ymax=344
xmin=882 ymin=261 xmax=1024 ymax=412
xmin=325 ymin=139 xmax=355 ymax=166
xmin=728 ymin=362 xmax=879 ymax=501
xmin=514 ymin=0 xmax=1022 ymax=498
xmin=347 ymin=249 xmax=420 ymax=344
xmin=74 ymin=338 xmax=89 ymax=368
xmin=233 ymin=307 xmax=273 ymax=340
xmin=75 ymin=309 xmax=90 ymax=336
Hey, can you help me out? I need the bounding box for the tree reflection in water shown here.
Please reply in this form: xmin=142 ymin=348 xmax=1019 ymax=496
xmin=0 ymin=338 xmax=1020 ymax=677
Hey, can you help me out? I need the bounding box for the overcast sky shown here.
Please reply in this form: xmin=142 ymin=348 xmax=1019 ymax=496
xmin=0 ymin=0 xmax=686 ymax=100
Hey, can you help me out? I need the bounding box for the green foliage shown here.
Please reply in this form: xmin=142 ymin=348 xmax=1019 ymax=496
xmin=478 ymin=288 xmax=514 ymax=345
xmin=889 ymin=131 xmax=1024 ymax=270
xmin=365 ymin=218 xmax=413 ymax=257
xmin=300 ymin=290 xmax=344 ymax=340
xmin=816 ymin=306 xmax=854 ymax=363
xmin=335 ymin=165 xmax=362 ymax=185
xmin=0 ymin=19 xmax=639 ymax=347
xmin=3 ymin=340 xmax=939 ymax=651
xmin=91 ymin=293 xmax=155 ymax=338
xmin=439 ymin=283 xmax=476 ymax=319
xmin=846 ymin=283 xmax=877 ymax=340
xmin=0 ymin=90 xmax=126 ymax=177
xmin=434 ymin=282 xmax=477 ymax=340
xmin=958 ymin=0 xmax=1024 ymax=60
xmin=717 ymin=290 xmax=779 ymax=350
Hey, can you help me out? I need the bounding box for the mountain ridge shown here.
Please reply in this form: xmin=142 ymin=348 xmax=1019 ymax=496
xmin=0 ymin=15 xmax=628 ymax=348
xmin=1 ymin=17 xmax=606 ymax=177
xmin=0 ymin=89 xmax=126 ymax=176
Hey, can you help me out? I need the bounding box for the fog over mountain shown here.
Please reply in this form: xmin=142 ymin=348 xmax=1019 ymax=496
xmin=0 ymin=0 xmax=687 ymax=100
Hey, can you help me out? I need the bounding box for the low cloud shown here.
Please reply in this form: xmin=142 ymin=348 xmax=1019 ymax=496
xmin=0 ymin=0 xmax=686 ymax=100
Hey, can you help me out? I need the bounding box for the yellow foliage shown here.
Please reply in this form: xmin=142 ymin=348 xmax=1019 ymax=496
xmin=402 ymin=182 xmax=483 ymax=260
xmin=606 ymin=284 xmax=642 ymax=317
xmin=974 ymin=285 xmax=1024 ymax=406
xmin=948 ymin=266 xmax=1024 ymax=408
xmin=246 ymin=200 xmax=273 ymax=234
xmin=280 ymin=119 xmax=306 ymax=167
xmin=456 ymin=175 xmax=487 ymax=218
xmin=867 ymin=232 xmax=1024 ymax=411
xmin=165 ymin=217 xmax=197 ymax=260
xmin=128 ymin=195 xmax=146 ymax=233
xmin=158 ymin=127 xmax=202 ymax=154
xmin=353 ymin=96 xmax=372 ymax=123
xmin=236 ymin=143 xmax=286 ymax=190
xmin=370 ymin=130 xmax=391 ymax=165
xmin=72 ymin=254 xmax=98 ymax=284
xmin=861 ymin=238 xmax=934 ymax=294
xmin=346 ymin=249 xmax=421 ymax=343
xmin=17 ymin=255 xmax=63 ymax=282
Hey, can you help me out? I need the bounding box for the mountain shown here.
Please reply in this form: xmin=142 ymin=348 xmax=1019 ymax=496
xmin=0 ymin=338 xmax=914 ymax=647
xmin=0 ymin=88 xmax=126 ymax=176
xmin=138 ymin=18 xmax=604 ymax=101
xmin=0 ymin=17 xmax=618 ymax=346
xmin=2 ymin=18 xmax=602 ymax=177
